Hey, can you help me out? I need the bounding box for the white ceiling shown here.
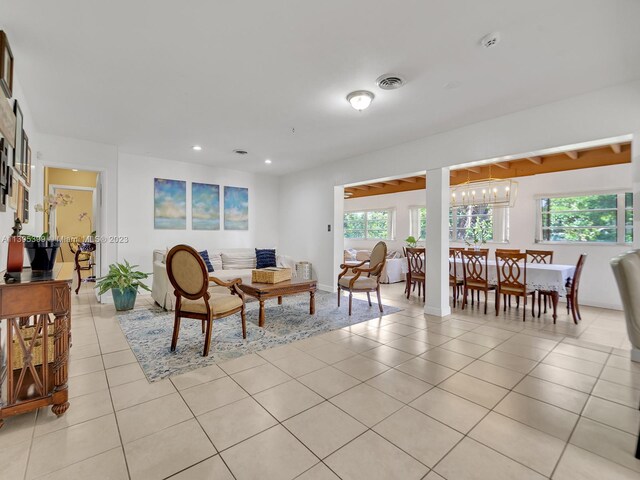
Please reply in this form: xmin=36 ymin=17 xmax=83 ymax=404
xmin=1 ymin=0 xmax=639 ymax=175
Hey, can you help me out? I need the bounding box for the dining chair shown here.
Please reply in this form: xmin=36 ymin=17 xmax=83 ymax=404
xmin=166 ymin=244 xmax=247 ymax=356
xmin=495 ymin=249 xmax=522 ymax=308
xmin=338 ymin=241 xmax=387 ymax=315
xmin=405 ymin=247 xmax=426 ymax=301
xmin=495 ymin=251 xmax=536 ymax=321
xmin=449 ymin=248 xmax=463 ymax=305
xmin=566 ymin=254 xmax=586 ymax=324
xmin=526 ymin=249 xmax=554 ymax=315
xmin=460 ymin=250 xmax=495 ymax=314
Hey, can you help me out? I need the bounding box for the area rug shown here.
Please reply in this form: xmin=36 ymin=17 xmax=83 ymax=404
xmin=117 ymin=292 xmax=401 ymax=382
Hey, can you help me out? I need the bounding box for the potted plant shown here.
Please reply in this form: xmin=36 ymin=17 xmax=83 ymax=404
xmin=96 ymin=260 xmax=151 ymax=311
xmin=405 ymin=236 xmax=418 ymax=248
xmin=465 ymin=219 xmax=492 ymax=250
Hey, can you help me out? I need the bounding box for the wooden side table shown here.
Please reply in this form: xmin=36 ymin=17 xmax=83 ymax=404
xmin=0 ymin=265 xmax=73 ymax=427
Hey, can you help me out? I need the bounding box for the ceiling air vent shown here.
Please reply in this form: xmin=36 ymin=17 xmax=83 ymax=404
xmin=480 ymin=32 xmax=501 ymax=48
xmin=233 ymin=149 xmax=248 ymax=155
xmin=376 ymin=74 xmax=406 ymax=90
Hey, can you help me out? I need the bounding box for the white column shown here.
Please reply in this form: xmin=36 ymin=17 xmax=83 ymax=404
xmin=632 ymin=133 xmax=640 ymax=249
xmin=425 ymin=167 xmax=451 ymax=317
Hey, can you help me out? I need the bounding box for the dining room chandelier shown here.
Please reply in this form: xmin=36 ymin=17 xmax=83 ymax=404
xmin=450 ymin=177 xmax=518 ymax=208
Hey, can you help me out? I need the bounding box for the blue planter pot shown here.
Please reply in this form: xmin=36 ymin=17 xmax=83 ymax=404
xmin=112 ymin=287 xmax=138 ymax=311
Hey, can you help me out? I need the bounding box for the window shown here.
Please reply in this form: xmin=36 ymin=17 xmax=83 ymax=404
xmin=537 ymin=191 xmax=633 ymax=244
xmin=409 ymin=206 xmax=427 ymax=240
xmin=344 ymin=209 xmax=394 ymax=239
xmin=408 ymin=206 xmax=509 ymax=242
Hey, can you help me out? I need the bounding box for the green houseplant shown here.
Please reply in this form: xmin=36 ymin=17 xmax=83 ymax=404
xmin=405 ymin=236 xmax=418 ymax=248
xmin=96 ymin=260 xmax=151 ymax=311
xmin=465 ymin=219 xmax=492 ymax=249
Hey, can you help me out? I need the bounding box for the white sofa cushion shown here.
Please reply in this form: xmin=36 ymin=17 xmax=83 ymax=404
xmin=221 ymin=252 xmax=257 ymax=270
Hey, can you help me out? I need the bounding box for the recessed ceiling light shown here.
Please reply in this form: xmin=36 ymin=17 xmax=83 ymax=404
xmin=192 ymin=145 xmax=202 ymax=151
xmin=233 ymin=149 xmax=248 ymax=155
xmin=346 ymin=90 xmax=374 ymax=111
xmin=265 ymin=159 xmax=272 ymax=164
xmin=72 ymin=169 xmax=78 ymax=172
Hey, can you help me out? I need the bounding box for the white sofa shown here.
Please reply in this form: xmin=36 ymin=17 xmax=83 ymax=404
xmin=152 ymin=248 xmax=297 ymax=310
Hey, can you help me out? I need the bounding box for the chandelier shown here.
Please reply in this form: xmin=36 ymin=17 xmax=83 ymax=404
xmin=450 ymin=177 xmax=518 ymax=208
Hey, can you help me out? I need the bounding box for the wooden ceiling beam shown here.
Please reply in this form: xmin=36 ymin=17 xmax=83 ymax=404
xmin=384 ymin=180 xmax=401 ymax=186
xmin=369 ymin=183 xmax=385 ymax=189
xmin=399 ymin=177 xmax=419 ymax=183
xmin=565 ymin=151 xmax=579 ymax=160
xmin=494 ymin=162 xmax=510 ymax=170
xmin=350 ymin=185 xmax=369 ymax=191
xmin=526 ymin=156 xmax=543 ymax=165
xmin=611 ymin=144 xmax=622 ymax=154
xmin=450 ymin=170 xmax=458 ymax=177
xmin=466 ymin=167 xmax=481 ymax=174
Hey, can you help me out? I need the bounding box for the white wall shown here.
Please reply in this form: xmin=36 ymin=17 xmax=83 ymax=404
xmin=117 ymin=153 xmax=280 ymax=276
xmin=343 ymin=164 xmax=632 ymax=309
xmin=279 ymin=80 xmax=640 ymax=303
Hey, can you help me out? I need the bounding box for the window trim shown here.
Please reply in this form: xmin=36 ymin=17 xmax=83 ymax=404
xmin=535 ymin=189 xmax=632 ymax=246
xmin=344 ymin=207 xmax=396 ymax=241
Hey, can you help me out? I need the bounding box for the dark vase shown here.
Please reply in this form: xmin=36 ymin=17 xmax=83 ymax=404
xmin=24 ymin=240 xmax=60 ymax=272
xmin=112 ymin=286 xmax=138 ymax=311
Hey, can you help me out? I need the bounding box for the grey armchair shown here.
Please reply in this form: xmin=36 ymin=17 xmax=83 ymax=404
xmin=610 ymin=249 xmax=640 ymax=363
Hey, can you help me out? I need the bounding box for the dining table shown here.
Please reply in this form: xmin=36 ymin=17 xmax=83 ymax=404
xmin=401 ymin=256 xmax=576 ymax=320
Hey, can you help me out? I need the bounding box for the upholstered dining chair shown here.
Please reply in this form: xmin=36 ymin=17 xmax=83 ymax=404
xmin=405 ymin=247 xmax=426 ymax=301
xmin=495 ymin=251 xmax=536 ymax=321
xmin=460 ymin=249 xmax=496 ymax=314
xmin=166 ymin=244 xmax=247 ymax=356
xmin=338 ymin=241 xmax=387 ymax=315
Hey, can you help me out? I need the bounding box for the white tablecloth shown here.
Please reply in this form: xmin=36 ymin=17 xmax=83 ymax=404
xmin=452 ymin=259 xmax=575 ymax=296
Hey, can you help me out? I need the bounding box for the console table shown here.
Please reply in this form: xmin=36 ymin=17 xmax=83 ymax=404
xmin=0 ymin=264 xmax=73 ymax=427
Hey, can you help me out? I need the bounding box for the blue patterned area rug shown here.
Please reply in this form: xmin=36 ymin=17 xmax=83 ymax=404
xmin=117 ymin=292 xmax=401 ymax=382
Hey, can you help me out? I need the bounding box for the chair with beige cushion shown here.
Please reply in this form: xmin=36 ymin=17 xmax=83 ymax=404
xmin=337 ymin=241 xmax=387 ymax=315
xmin=166 ymin=244 xmax=247 ymax=356
xmin=610 ymin=250 xmax=640 ymax=363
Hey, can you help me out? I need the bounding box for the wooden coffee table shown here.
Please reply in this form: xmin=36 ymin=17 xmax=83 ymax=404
xmin=238 ymin=277 xmax=317 ymax=327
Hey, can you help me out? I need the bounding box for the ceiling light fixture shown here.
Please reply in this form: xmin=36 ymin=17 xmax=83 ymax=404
xmin=72 ymin=169 xmax=79 ymax=172
xmin=346 ymin=90 xmax=374 ymax=111
xmin=265 ymin=159 xmax=272 ymax=164
xmin=192 ymin=145 xmax=202 ymax=151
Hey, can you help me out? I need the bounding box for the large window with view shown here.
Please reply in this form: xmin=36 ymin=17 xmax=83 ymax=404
xmin=408 ymin=205 xmax=509 ymax=242
xmin=344 ymin=209 xmax=394 ymax=240
xmin=537 ymin=192 xmax=632 ymax=244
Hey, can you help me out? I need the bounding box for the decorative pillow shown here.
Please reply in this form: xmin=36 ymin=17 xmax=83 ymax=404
xmin=209 ymin=252 xmax=223 ymax=271
xmin=198 ymin=250 xmax=214 ymax=273
xmin=221 ymin=252 xmax=257 ymax=270
xmin=256 ymin=248 xmax=277 ymax=269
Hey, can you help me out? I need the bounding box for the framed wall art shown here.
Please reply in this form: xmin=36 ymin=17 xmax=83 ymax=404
xmin=23 ymin=188 xmax=29 ymax=223
xmin=8 ymin=174 xmax=17 ymax=210
xmin=0 ymin=85 xmax=15 ymax=147
xmin=223 ymin=186 xmax=249 ymax=230
xmin=16 ymin=181 xmax=23 ymax=222
xmin=0 ymin=31 xmax=13 ymax=99
xmin=192 ymin=182 xmax=220 ymax=230
xmin=13 ymin=100 xmax=22 ymax=170
xmin=154 ymin=178 xmax=186 ymax=229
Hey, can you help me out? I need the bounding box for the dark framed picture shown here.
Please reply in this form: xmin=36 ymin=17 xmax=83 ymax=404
xmin=20 ymin=130 xmax=28 ymax=180
xmin=22 ymin=187 xmax=29 ymax=223
xmin=0 ymin=31 xmax=13 ymax=99
xmin=25 ymin=145 xmax=31 ymax=186
xmin=0 ymin=137 xmax=8 ymax=188
xmin=13 ymin=100 xmax=23 ymax=170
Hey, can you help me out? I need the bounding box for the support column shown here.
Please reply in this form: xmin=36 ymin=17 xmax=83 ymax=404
xmin=425 ymin=167 xmax=451 ymax=317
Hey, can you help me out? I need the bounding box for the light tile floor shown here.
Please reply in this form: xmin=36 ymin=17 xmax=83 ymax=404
xmin=5 ymin=282 xmax=640 ymax=479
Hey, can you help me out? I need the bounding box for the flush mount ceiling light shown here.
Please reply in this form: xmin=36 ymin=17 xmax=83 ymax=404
xmin=233 ymin=149 xmax=248 ymax=155
xmin=264 ymin=159 xmax=272 ymax=164
xmin=346 ymin=90 xmax=374 ymax=111
xmin=192 ymin=145 xmax=202 ymax=151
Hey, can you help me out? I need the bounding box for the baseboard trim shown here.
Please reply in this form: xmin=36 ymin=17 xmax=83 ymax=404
xmin=424 ymin=305 xmax=452 ymax=317
xmin=318 ymin=284 xmax=335 ymax=293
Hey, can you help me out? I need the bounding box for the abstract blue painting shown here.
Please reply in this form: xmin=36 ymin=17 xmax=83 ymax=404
xmin=224 ymin=186 xmax=248 ymax=230
xmin=192 ymin=182 xmax=220 ymax=230
xmin=154 ymin=178 xmax=186 ymax=229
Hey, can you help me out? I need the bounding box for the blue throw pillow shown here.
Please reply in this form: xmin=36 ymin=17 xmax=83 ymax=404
xmin=198 ymin=250 xmax=214 ymax=273
xmin=256 ymin=248 xmax=277 ymax=269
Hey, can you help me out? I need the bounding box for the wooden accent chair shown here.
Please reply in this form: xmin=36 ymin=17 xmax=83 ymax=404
xmin=566 ymin=254 xmax=586 ymax=324
xmin=460 ymin=250 xmax=495 ymax=314
xmin=449 ymin=248 xmax=463 ymax=305
xmin=405 ymin=247 xmax=426 ymax=301
xmin=166 ymin=245 xmax=246 ymax=356
xmin=495 ymin=249 xmax=522 ymax=308
xmin=495 ymin=251 xmax=536 ymax=321
xmin=338 ymin=241 xmax=387 ymax=315
xmin=526 ymin=249 xmax=554 ymax=315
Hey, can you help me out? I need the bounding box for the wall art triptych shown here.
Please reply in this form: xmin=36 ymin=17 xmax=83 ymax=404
xmin=153 ymin=178 xmax=248 ymax=231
